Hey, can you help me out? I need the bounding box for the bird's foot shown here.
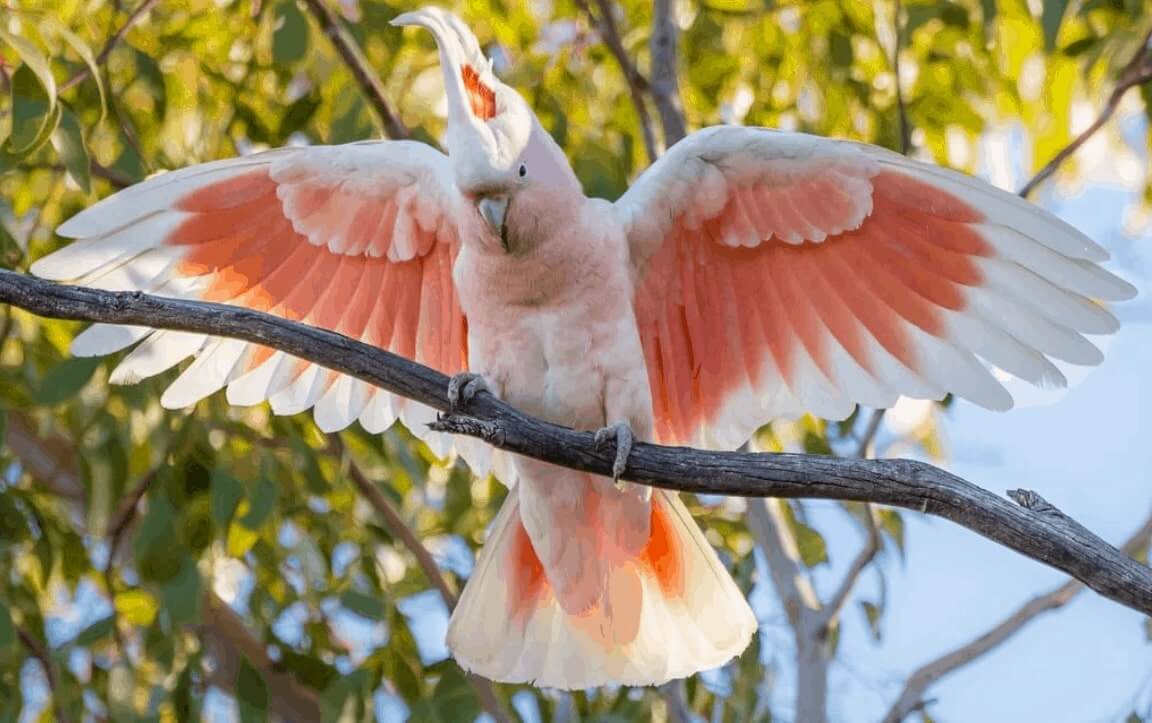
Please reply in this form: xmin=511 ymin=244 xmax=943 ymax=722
xmin=594 ymin=421 xmax=634 ymax=490
xmin=447 ymin=372 xmax=488 ymax=411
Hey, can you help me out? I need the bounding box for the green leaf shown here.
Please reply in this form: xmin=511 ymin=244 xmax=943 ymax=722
xmin=979 ymin=0 xmax=997 ymax=32
xmin=114 ymin=589 xmax=159 ymax=626
xmin=273 ymin=0 xmax=310 ymax=66
xmin=279 ymin=648 xmax=339 ymax=691
xmin=1062 ymin=36 xmax=1098 ymax=57
xmin=878 ymin=508 xmax=905 ymax=558
xmin=279 ymin=92 xmax=321 ymax=137
xmin=340 ymin=589 xmax=385 ymax=621
xmin=32 ymin=356 xmax=101 ymax=405
xmin=0 ymin=605 xmax=15 ymax=652
xmin=0 ymin=490 xmax=27 ymax=542
xmin=794 ymin=522 xmax=828 ymax=567
xmin=860 ymin=600 xmax=882 ymax=641
xmin=160 ymin=557 xmax=203 ymax=625
xmin=51 ymin=106 xmax=92 ymax=193
xmin=73 ymin=615 xmax=115 ymax=646
xmin=5 ymin=64 xmax=61 ymax=158
xmin=134 ymin=494 xmax=184 ymax=582
xmin=0 ymin=27 xmax=57 ymax=112
xmin=781 ymin=502 xmax=828 ymax=568
xmin=237 ymin=657 xmax=269 ymax=723
xmin=47 ymin=22 xmax=107 ymax=122
xmin=239 ymin=476 xmax=278 ymax=529
xmin=1041 ymin=0 xmax=1070 ymax=51
xmin=211 ymin=469 xmax=245 ymax=528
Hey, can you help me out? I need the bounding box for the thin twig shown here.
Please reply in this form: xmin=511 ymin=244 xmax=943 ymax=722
xmin=649 ymin=0 xmax=687 ymax=146
xmin=747 ymin=498 xmax=828 ymax=722
xmin=575 ymin=0 xmax=659 ymax=162
xmin=327 ymin=435 xmax=513 ymax=723
xmin=17 ymin=627 xmax=73 ymax=723
xmin=1018 ymin=27 xmax=1152 ymax=197
xmin=58 ymin=0 xmax=161 ymax=93
xmin=880 ymin=507 xmax=1152 ymax=723
xmin=892 ymin=0 xmax=910 ymax=155
xmin=818 ymin=506 xmax=880 ymax=630
xmin=854 ymin=409 xmax=887 ymax=460
xmin=658 ymin=680 xmax=694 ymax=723
xmin=299 ymin=0 xmax=408 ymax=139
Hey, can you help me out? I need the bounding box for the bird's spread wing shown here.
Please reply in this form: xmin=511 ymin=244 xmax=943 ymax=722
xmin=614 ymin=126 xmax=1136 ymax=448
xmin=33 ymin=140 xmax=470 ymax=453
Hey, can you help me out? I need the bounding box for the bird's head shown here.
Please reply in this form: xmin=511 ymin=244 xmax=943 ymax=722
xmin=392 ymin=7 xmax=581 ymax=252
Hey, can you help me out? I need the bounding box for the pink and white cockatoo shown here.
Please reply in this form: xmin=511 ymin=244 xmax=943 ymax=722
xmin=32 ymin=7 xmax=1135 ymax=690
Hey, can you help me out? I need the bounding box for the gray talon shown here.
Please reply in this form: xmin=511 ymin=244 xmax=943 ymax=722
xmin=594 ymin=421 xmax=634 ymax=485
xmin=447 ymin=372 xmax=487 ymax=410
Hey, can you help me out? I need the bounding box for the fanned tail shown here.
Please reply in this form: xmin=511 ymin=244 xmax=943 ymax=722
xmin=447 ymin=485 xmax=757 ymax=689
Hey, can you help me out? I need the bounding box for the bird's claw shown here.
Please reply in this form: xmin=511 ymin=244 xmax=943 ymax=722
xmin=447 ymin=372 xmax=488 ymax=411
xmin=594 ymin=421 xmax=634 ymax=489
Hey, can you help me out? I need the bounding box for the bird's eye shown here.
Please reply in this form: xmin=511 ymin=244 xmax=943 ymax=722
xmin=518 ymin=163 xmax=527 ymax=178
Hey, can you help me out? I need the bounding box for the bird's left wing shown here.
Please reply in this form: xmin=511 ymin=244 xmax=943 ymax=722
xmin=614 ymin=126 xmax=1136 ymax=448
xmin=32 ymin=140 xmax=475 ymax=458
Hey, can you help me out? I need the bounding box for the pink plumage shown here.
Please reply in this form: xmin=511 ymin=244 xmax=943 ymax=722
xmin=32 ymin=6 xmax=1134 ymax=690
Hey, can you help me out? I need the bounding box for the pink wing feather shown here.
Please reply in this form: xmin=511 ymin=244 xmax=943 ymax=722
xmin=616 ymin=127 xmax=1136 ymax=448
xmin=34 ymin=141 xmax=468 ymax=451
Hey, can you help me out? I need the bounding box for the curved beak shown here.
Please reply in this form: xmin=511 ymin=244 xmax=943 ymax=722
xmin=478 ymin=196 xmax=509 ymax=249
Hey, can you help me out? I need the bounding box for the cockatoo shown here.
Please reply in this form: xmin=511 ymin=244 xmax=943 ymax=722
xmin=31 ymin=7 xmax=1134 ymax=690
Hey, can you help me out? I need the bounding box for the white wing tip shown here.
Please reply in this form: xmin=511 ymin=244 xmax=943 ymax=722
xmin=55 ymin=215 xmax=87 ymax=239
xmin=30 ymin=252 xmax=77 ymax=281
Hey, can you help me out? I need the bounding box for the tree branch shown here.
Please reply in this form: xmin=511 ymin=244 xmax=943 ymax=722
xmin=298 ymin=0 xmax=408 ymax=140
xmin=818 ymin=505 xmax=880 ymax=630
xmin=200 ymin=593 xmax=323 ymax=722
xmin=746 ymin=499 xmax=820 ymax=630
xmin=1018 ymin=28 xmax=1152 ymax=198
xmin=1 ymin=270 xmax=1150 ymax=617
xmin=746 ymin=498 xmax=828 ymax=723
xmin=892 ymin=0 xmax=911 ymax=155
xmin=880 ymin=507 xmax=1152 ymax=723
xmin=327 ymin=438 xmax=518 ymax=723
xmin=58 ymin=0 xmax=161 ymax=94
xmin=16 ymin=626 xmax=73 ymax=723
xmin=648 ymin=0 xmax=687 ymax=146
xmin=574 ymin=0 xmax=659 ymax=162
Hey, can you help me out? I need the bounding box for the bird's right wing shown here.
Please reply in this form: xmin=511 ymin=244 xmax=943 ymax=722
xmin=33 ymin=140 xmax=482 ymax=461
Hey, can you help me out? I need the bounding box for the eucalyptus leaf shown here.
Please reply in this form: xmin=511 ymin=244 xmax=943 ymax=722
xmin=273 ymin=0 xmax=310 ymax=66
xmin=51 ymin=106 xmax=92 ymax=193
xmin=32 ymin=356 xmax=101 ymax=406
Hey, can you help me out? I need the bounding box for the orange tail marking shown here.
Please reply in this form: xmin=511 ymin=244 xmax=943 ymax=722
xmin=642 ymin=501 xmax=684 ymax=596
xmin=509 ymin=517 xmax=548 ymax=620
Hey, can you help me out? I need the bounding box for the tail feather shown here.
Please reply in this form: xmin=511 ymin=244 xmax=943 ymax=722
xmin=447 ymin=486 xmax=757 ymax=689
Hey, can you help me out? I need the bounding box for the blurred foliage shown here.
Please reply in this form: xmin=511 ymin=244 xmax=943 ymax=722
xmin=1 ymin=0 xmax=1151 ymax=721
